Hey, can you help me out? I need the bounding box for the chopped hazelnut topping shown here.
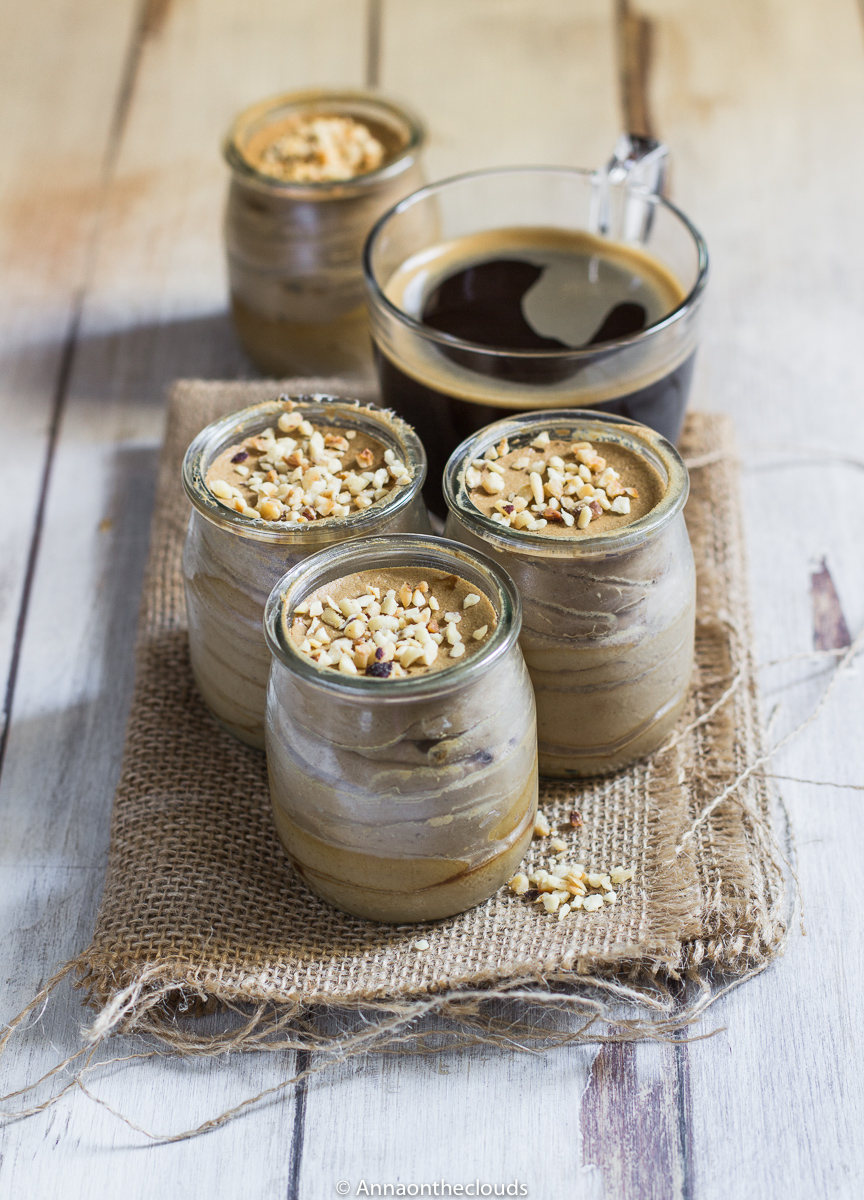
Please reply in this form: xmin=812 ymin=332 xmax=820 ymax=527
xmin=466 ymin=434 xmax=659 ymax=536
xmin=254 ymin=113 xmax=385 ymax=183
xmin=286 ymin=573 xmax=495 ymax=679
xmin=205 ymin=400 xmax=412 ymax=526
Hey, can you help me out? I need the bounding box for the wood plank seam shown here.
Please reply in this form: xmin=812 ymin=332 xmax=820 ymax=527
xmin=286 ymin=1049 xmax=311 ymax=1200
xmin=104 ymin=0 xmax=174 ymax=174
xmin=366 ymin=0 xmax=383 ymax=88
xmin=674 ymin=1038 xmax=694 ymax=1200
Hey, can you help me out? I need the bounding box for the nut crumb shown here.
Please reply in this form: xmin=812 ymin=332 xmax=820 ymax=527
xmin=512 ymin=856 xmax=635 ymax=920
xmin=533 ymin=812 xmax=552 ymax=838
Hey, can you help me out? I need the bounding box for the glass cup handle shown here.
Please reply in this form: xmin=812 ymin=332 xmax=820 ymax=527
xmin=590 ymin=133 xmax=669 ymax=242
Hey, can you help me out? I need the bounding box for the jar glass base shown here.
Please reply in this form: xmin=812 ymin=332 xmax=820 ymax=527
xmin=231 ymin=295 xmax=375 ymax=380
xmin=538 ymin=690 xmax=689 ymax=778
xmin=271 ymin=782 xmax=537 ymax=924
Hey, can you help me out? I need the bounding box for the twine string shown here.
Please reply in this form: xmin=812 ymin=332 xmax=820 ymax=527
xmin=675 ymin=625 xmax=864 ymax=856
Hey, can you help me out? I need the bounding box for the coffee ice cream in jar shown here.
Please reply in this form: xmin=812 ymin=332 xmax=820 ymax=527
xmin=182 ymin=395 xmax=430 ymax=750
xmin=443 ymin=410 xmax=695 ymax=777
xmin=263 ymin=535 xmax=537 ymax=923
xmin=224 ymin=89 xmax=425 ymax=379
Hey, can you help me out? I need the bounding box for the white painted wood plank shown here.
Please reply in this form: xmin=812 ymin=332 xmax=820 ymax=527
xmin=298 ymin=1040 xmax=604 ymax=1200
xmin=638 ymin=0 xmax=864 ymax=1195
xmin=381 ymin=0 xmax=621 ymax=180
xmin=1 ymin=866 xmax=302 ymax=1200
xmin=0 ymin=0 xmax=139 ymax=720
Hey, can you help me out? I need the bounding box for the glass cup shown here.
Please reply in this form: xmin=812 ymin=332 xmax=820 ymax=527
xmin=364 ymin=163 xmax=708 ymax=510
xmin=443 ymin=410 xmax=695 ymax=778
xmin=182 ymin=397 xmax=430 ymax=750
xmin=263 ymin=534 xmax=538 ymax=923
xmin=224 ymin=88 xmax=425 ymax=379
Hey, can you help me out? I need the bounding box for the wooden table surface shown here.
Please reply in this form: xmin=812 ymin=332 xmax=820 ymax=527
xmin=2 ymin=1 xmax=863 ymax=1196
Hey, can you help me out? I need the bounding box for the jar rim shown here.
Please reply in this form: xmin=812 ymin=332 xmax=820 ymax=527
xmin=363 ymin=164 xmax=708 ymax=358
xmin=263 ymin=533 xmax=523 ymax=699
xmin=182 ymin=395 xmax=427 ymax=544
xmin=223 ymin=87 xmax=426 ymax=196
xmin=443 ymin=409 xmax=690 ymax=558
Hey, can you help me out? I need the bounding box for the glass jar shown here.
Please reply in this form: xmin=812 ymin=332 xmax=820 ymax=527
xmin=182 ymin=397 xmax=430 ymax=750
xmin=224 ymin=88 xmax=425 ymax=379
xmin=443 ymin=410 xmax=695 ymax=778
xmin=263 ymin=534 xmax=537 ymax=923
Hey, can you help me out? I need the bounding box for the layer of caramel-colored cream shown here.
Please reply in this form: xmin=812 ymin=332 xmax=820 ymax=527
xmin=206 ymin=414 xmax=410 ymax=525
xmin=283 ymin=567 xmax=497 ymax=679
xmin=270 ymin=776 xmax=536 ymax=923
xmin=465 ymin=432 xmax=665 ymax=537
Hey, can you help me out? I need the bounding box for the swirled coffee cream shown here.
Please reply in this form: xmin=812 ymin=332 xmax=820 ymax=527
xmin=264 ymin=536 xmax=538 ymax=923
xmin=444 ymin=411 xmax=695 ymax=778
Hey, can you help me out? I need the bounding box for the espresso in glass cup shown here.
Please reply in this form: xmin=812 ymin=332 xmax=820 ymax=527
xmin=364 ymin=164 xmax=707 ymax=511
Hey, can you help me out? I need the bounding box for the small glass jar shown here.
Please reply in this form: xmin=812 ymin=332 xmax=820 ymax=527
xmin=182 ymin=397 xmax=430 ymax=750
xmin=263 ymin=534 xmax=538 ymax=924
xmin=443 ymin=410 xmax=695 ymax=778
xmin=224 ymin=88 xmax=425 ymax=379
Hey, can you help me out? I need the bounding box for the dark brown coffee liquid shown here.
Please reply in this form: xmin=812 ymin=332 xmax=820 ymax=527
xmin=375 ymin=347 xmax=695 ymax=515
xmin=422 ymin=259 xmax=650 ymax=350
xmin=376 ymin=227 xmax=694 ymax=512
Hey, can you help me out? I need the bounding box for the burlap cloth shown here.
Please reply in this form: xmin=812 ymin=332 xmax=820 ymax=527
xmin=76 ymin=380 xmax=787 ymax=1041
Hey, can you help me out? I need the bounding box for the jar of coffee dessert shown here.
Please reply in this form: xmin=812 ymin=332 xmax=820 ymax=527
xmin=263 ymin=534 xmax=538 ymax=923
xmin=443 ymin=410 xmax=695 ymax=778
xmin=224 ymin=89 xmax=425 ymax=379
xmin=182 ymin=396 xmax=430 ymax=750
